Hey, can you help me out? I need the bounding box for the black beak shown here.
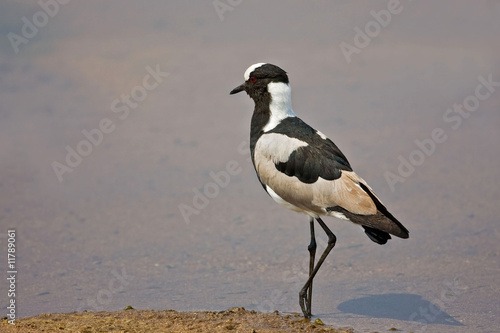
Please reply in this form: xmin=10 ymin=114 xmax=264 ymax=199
xmin=230 ymin=83 xmax=245 ymax=95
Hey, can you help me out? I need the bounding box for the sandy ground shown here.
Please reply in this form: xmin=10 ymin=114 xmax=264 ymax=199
xmin=1 ymin=1 xmax=499 ymax=333
xmin=1 ymin=308 xmax=355 ymax=333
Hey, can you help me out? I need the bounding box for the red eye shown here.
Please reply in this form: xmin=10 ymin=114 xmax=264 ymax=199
xmin=250 ymin=77 xmax=257 ymax=83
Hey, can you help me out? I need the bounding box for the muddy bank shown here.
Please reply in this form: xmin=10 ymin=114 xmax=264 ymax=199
xmin=1 ymin=307 xmax=357 ymax=333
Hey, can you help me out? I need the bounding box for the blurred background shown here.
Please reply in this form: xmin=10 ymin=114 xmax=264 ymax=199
xmin=1 ymin=1 xmax=499 ymax=331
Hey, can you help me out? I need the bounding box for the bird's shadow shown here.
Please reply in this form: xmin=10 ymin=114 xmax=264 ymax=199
xmin=334 ymin=293 xmax=463 ymax=326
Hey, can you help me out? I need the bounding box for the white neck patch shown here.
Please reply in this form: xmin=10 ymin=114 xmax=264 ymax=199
xmin=263 ymin=82 xmax=296 ymax=132
xmin=244 ymin=62 xmax=266 ymax=81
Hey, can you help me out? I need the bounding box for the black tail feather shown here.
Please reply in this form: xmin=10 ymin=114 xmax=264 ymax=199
xmin=358 ymin=182 xmax=409 ymax=239
xmin=363 ymin=226 xmax=391 ymax=245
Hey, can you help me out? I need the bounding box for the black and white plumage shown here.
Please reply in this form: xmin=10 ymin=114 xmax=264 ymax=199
xmin=230 ymin=63 xmax=409 ymax=318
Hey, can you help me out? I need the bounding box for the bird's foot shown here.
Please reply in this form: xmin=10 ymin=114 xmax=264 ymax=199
xmin=299 ymin=287 xmax=312 ymax=319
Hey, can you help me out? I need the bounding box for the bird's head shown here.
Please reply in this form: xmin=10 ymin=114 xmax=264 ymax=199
xmin=230 ymin=63 xmax=289 ymax=102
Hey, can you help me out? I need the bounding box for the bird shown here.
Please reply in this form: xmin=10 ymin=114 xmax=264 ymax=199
xmin=230 ymin=63 xmax=409 ymax=319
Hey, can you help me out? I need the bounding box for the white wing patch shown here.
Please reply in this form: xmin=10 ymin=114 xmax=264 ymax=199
xmin=255 ymin=133 xmax=308 ymax=164
xmin=316 ymin=130 xmax=328 ymax=140
xmin=330 ymin=211 xmax=349 ymax=221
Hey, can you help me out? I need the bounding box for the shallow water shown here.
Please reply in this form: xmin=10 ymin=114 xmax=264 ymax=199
xmin=1 ymin=1 xmax=499 ymax=332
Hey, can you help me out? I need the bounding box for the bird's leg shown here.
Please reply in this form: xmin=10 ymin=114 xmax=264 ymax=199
xmin=299 ymin=217 xmax=337 ymax=318
xmin=306 ymin=216 xmax=316 ymax=316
